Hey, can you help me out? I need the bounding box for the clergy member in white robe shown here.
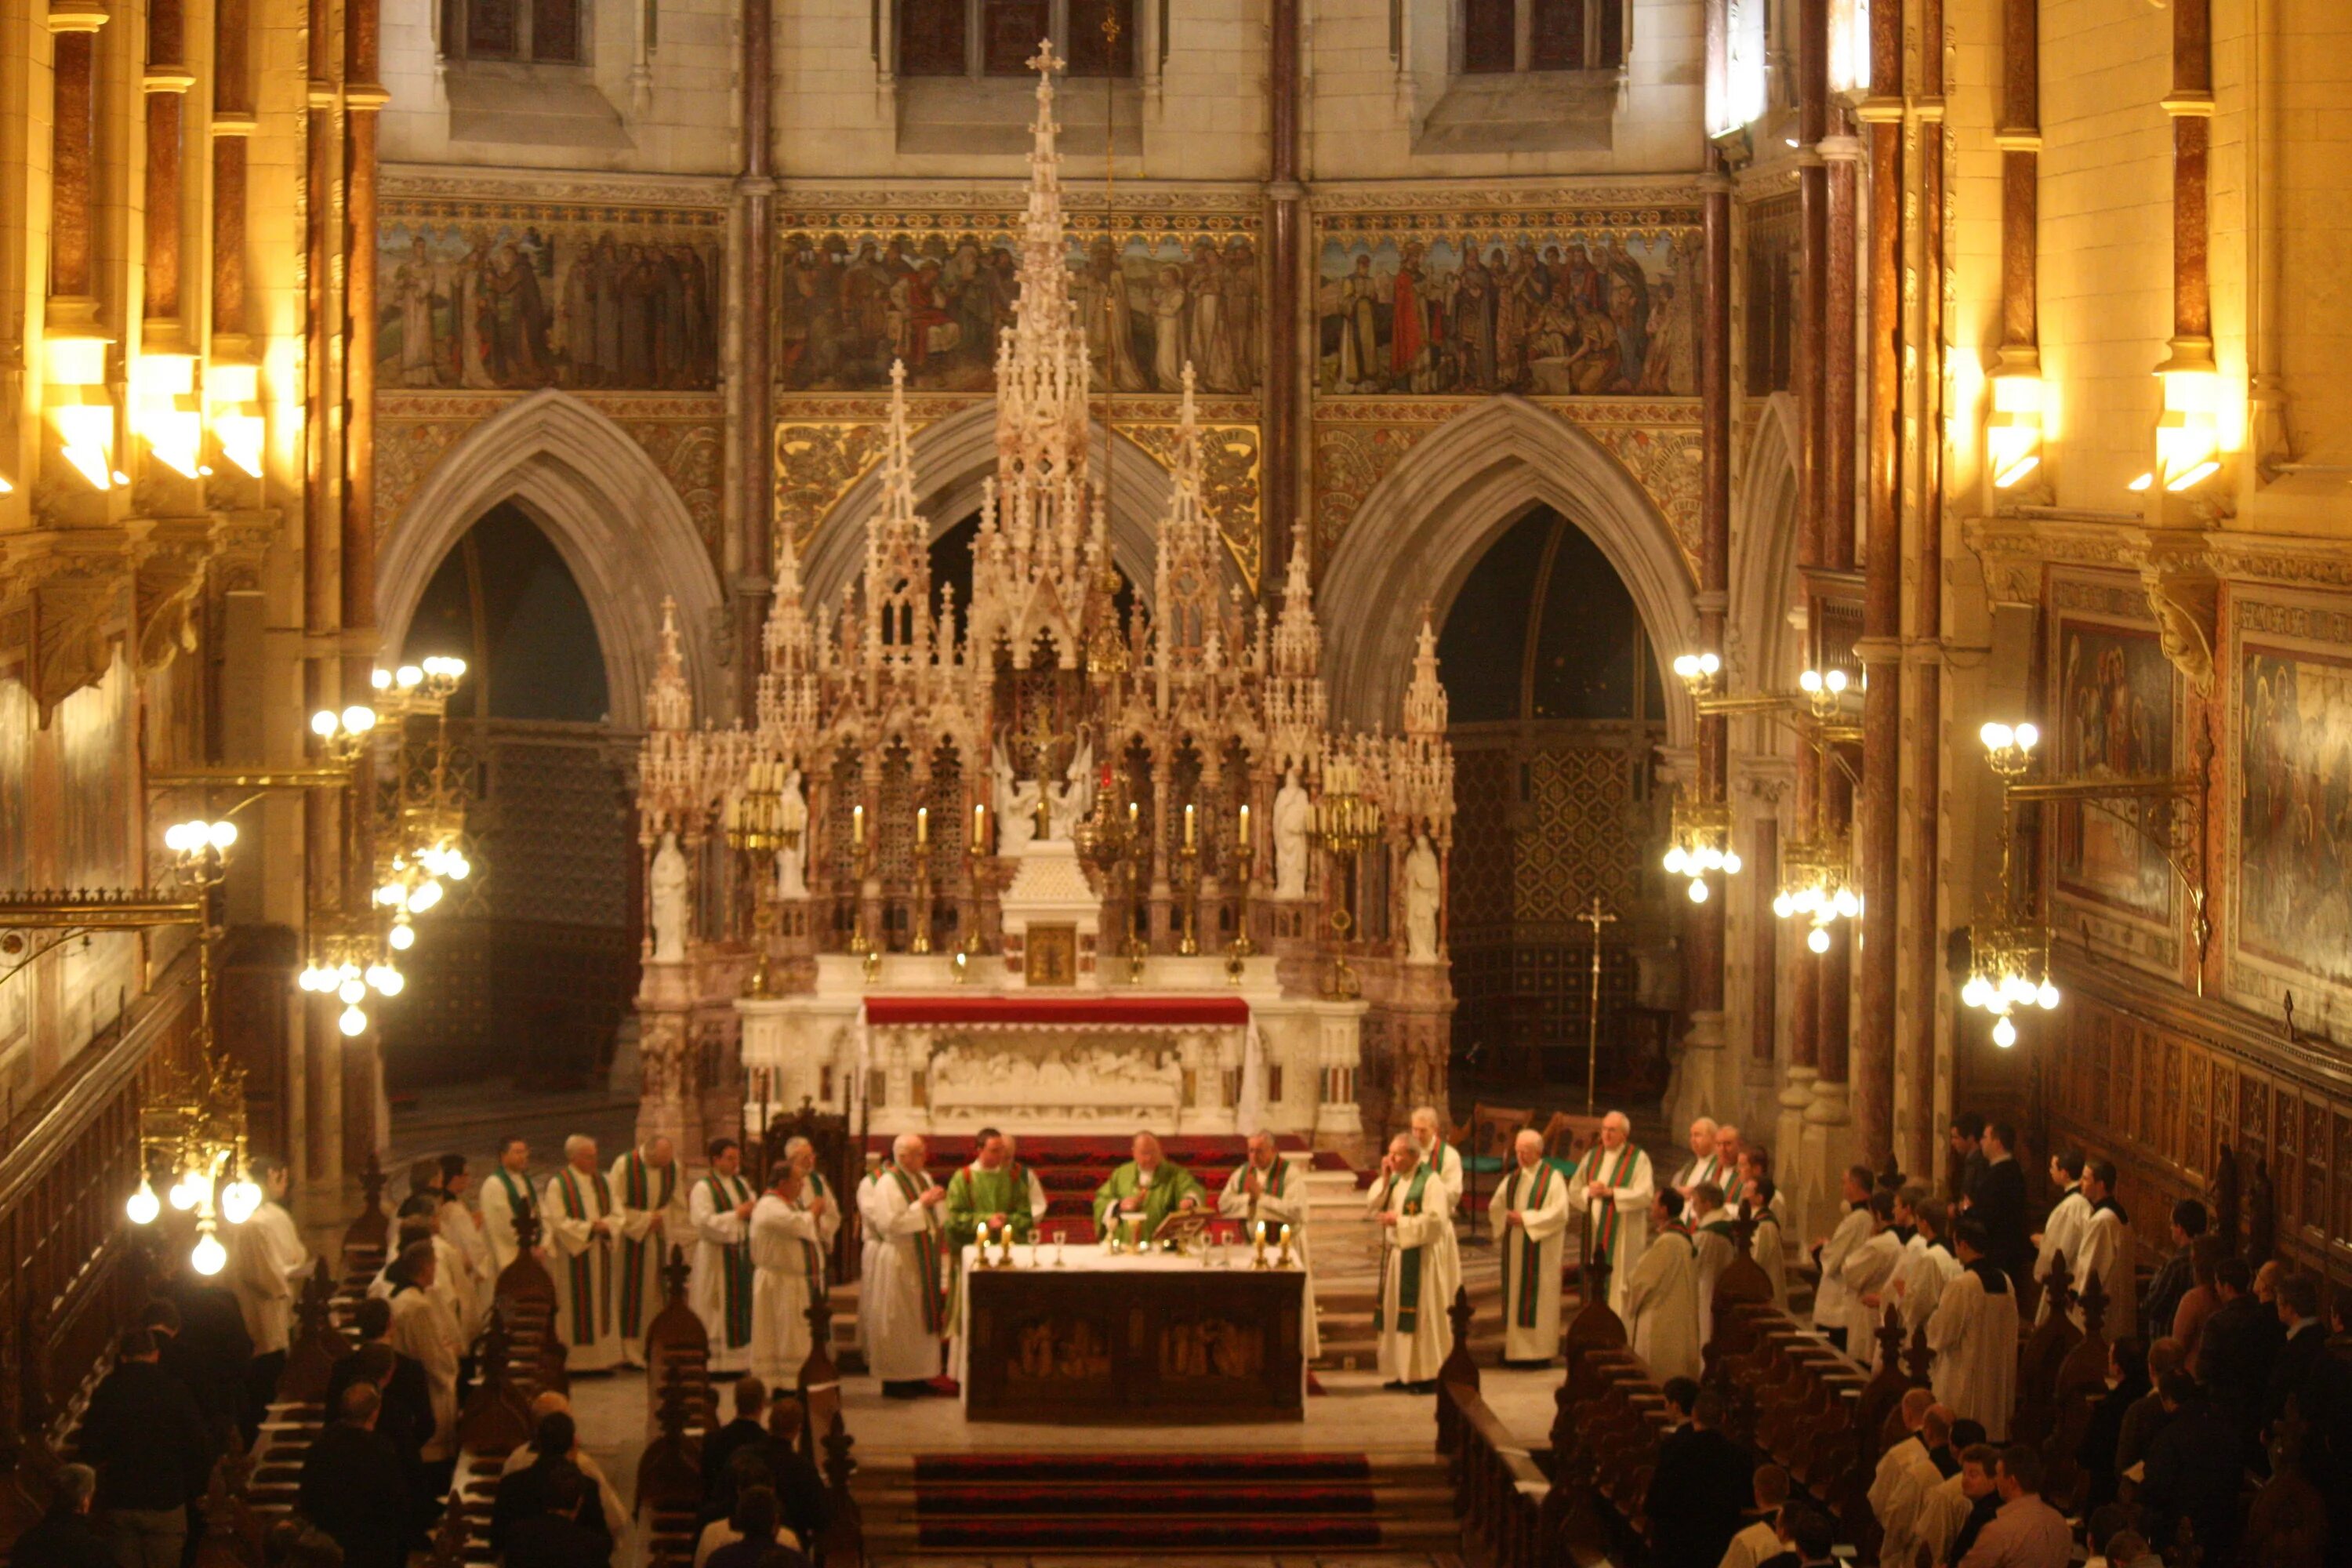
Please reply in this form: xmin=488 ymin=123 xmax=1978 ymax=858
xmin=610 ymin=1135 xmax=689 ymax=1366
xmin=481 ymin=1136 xmax=536 ymax=1276
xmin=1926 ymin=1220 xmax=2019 ymax=1440
xmin=230 ymin=1158 xmax=313 ymax=1359
xmin=1744 ymin=1176 xmax=1788 ymax=1308
xmin=1892 ymin=1196 xmax=1963 ymax=1348
xmin=542 ymin=1134 xmax=626 ymax=1372
xmin=1868 ymin=1392 xmax=1944 ymax=1565
xmin=1840 ymin=1191 xmax=1905 ymax=1367
xmin=1491 ymin=1129 xmax=1570 ymax=1365
xmin=2031 ymin=1151 xmax=2090 ymax=1323
xmin=1218 ymin=1131 xmax=1318 ymax=1359
xmin=1567 ymin=1110 xmax=1654 ymax=1316
xmin=384 ymin=1242 xmax=463 ymax=1462
xmin=2071 ymin=1161 xmax=2135 ymax=1338
xmin=1408 ymin=1105 xmax=1465 ymax=1276
xmin=1622 ymin=1190 xmax=1703 ymax=1381
xmin=750 ymin=1164 xmax=836 ymax=1388
xmin=1369 ymin=1133 xmax=1459 ymax=1389
xmin=779 ymin=1135 xmax=842 ymax=1288
xmin=1812 ymin=1164 xmax=1875 ymax=1350
xmin=1688 ymin=1182 xmax=1738 ymax=1347
xmin=858 ymin=1133 xmax=948 ymax=1396
xmin=435 ymin=1156 xmax=495 ymax=1287
xmin=690 ymin=1137 xmax=758 ymax=1375
xmin=1671 ymin=1116 xmax=1726 ymax=1196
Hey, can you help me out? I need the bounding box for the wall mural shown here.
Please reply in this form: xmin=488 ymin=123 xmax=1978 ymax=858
xmin=775 ymin=214 xmax=1261 ymax=395
xmin=379 ymin=201 xmax=725 ymax=391
xmin=2236 ymin=625 xmax=2352 ymax=987
xmin=1314 ymin=227 xmax=1700 ymax=397
xmin=2052 ymin=613 xmax=2177 ymax=922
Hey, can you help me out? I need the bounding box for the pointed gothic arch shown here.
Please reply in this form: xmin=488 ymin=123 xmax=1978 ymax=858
xmin=376 ymin=391 xmax=727 ymax=732
xmin=1319 ymin=396 xmax=1700 ymax=747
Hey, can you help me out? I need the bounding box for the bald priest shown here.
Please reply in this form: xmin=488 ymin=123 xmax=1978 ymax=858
xmin=1091 ymin=1132 xmax=1205 ymax=1240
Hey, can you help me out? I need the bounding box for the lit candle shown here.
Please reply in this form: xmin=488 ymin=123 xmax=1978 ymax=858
xmin=1127 ymin=800 xmax=1139 ymax=829
xmin=1238 ymin=802 xmax=1250 ymax=844
xmin=916 ymin=805 xmax=929 ymax=846
xmin=853 ymin=804 xmax=866 ymax=848
xmin=973 ymin=802 xmax=987 ymax=851
xmin=1184 ymin=802 xmax=1196 ymax=848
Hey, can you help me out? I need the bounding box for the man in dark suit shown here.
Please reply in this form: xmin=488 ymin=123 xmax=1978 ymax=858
xmin=501 ymin=1465 xmax=611 ymax=1568
xmin=296 ymin=1383 xmax=413 ymax=1568
xmin=2140 ymin=1374 xmax=2241 ymax=1563
xmin=75 ymin=1329 xmax=213 ymax=1568
xmin=2196 ymin=1257 xmax=2277 ymax=1442
xmin=2140 ymin=1199 xmax=2207 ymax=1342
xmin=1948 ymin=1115 xmax=1987 ymax=1204
xmin=323 ymin=1300 xmax=434 ymax=1469
xmin=493 ymin=1413 xmax=612 ymax=1556
xmin=1646 ymin=1380 xmax=1754 ymax=1568
xmin=152 ymin=1258 xmax=256 ymax=1447
xmin=2264 ymin=1272 xmax=2330 ymax=1436
xmin=1963 ymin=1123 xmax=2029 ymax=1290
xmin=700 ymin=1375 xmax=774 ymax=1500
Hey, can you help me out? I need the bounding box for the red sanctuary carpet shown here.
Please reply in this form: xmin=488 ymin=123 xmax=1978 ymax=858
xmin=906 ymin=1452 xmax=1386 ymax=1551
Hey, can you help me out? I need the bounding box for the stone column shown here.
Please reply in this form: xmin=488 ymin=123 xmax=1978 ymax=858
xmin=736 ymin=0 xmax=777 ymax=717
xmin=209 ymin=0 xmax=251 ymax=351
xmin=1261 ymin=0 xmax=1303 ymax=597
xmin=143 ymin=0 xmax=191 ymax=333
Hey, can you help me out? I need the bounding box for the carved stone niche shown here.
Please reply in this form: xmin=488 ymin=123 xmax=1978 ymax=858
xmin=2138 ymin=539 xmax=2220 ymax=697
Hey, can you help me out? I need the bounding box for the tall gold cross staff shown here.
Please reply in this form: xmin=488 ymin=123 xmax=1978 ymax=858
xmin=1574 ymin=894 xmax=1617 ymax=1113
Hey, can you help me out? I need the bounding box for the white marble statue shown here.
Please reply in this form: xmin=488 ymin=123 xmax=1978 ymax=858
xmin=774 ymin=767 xmax=808 ymax=898
xmin=1046 ymin=737 xmax=1095 ymax=842
xmin=991 ymin=746 xmax=1041 ymax=856
xmin=650 ymin=831 xmax=689 ymax=963
xmin=1404 ymin=833 xmax=1442 ymax=964
xmin=1272 ymin=767 xmax=1311 ymax=898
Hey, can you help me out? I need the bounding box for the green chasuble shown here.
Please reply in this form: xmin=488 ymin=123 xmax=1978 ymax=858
xmin=946 ymin=1161 xmax=1036 ymax=1249
xmin=1091 ymin=1160 xmax=1204 ymax=1237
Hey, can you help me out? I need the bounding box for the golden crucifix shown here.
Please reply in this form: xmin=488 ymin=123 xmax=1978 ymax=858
xmin=1574 ymin=894 xmax=1617 ymax=1113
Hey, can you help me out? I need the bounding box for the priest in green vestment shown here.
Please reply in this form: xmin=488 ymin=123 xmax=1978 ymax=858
xmin=946 ymin=1129 xmax=1042 ymax=1249
xmin=1091 ymin=1131 xmax=1204 ymax=1240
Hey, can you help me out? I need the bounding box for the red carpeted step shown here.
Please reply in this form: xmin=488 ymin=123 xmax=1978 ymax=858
xmin=912 ymin=1451 xmax=1372 ymax=1483
xmin=915 ymin=1482 xmax=1377 ymax=1517
xmin=915 ymin=1517 xmax=1385 ymax=1550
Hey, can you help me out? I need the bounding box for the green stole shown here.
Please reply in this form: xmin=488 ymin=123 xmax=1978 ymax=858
xmin=704 ymin=1174 xmax=753 ymax=1348
xmin=1577 ymin=1142 xmax=1643 ymax=1265
xmin=554 ymin=1167 xmax=613 ymax=1345
xmin=617 ymin=1152 xmax=677 ymax=1336
xmin=888 ymin=1166 xmax=946 ymax=1334
xmin=1374 ymin=1163 xmax=1435 ymax=1336
xmin=1502 ymin=1160 xmax=1557 ymax=1330
xmin=492 ymin=1167 xmax=531 ymax=1240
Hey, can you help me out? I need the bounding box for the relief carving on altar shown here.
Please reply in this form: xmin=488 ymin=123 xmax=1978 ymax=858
xmin=1159 ymin=1317 xmax=1265 ymax=1381
xmin=1008 ymin=1315 xmax=1114 ymax=1382
xmin=926 ymin=1040 xmax=1187 ymax=1121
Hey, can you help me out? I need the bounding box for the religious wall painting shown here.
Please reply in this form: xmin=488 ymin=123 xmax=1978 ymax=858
xmin=776 ymin=219 xmax=1261 ymax=396
xmin=2049 ymin=608 xmax=2177 ymax=924
xmin=379 ymin=201 xmax=724 ymax=392
xmin=2233 ymin=604 xmax=2352 ymax=992
xmin=1314 ymin=226 xmax=1700 ymax=397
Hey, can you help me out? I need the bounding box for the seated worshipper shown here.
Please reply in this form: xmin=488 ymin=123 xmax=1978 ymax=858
xmin=609 ymin=1134 xmax=690 ymax=1369
xmin=2078 ymin=1337 xmax=2149 ymax=1509
xmin=499 ymin=1398 xmax=628 ymax=1540
xmin=2115 ymin=1338 xmax=2183 ymax=1484
xmin=1623 ymin=1189 xmax=1703 ymax=1383
xmin=946 ymin=1128 xmax=1047 ymax=1252
xmin=492 ymin=1413 xmax=615 ymax=1555
xmin=435 ymin=1155 xmax=494 ymax=1285
xmin=1646 ymin=1382 xmax=1753 ymax=1568
xmin=750 ymin=1162 xmax=837 ymax=1388
xmin=1718 ymin=1463 xmax=1790 ymax=1568
xmin=1890 ymin=1197 xmax=1963 ymax=1350
xmin=500 ymin=1464 xmax=611 ymax=1568
xmin=480 ymin=1136 xmax=536 ymax=1277
xmin=1954 ymin=1446 xmax=2071 ymax=1568
xmin=1673 ymin=1117 xmax=1726 ymax=1198
xmin=1839 ymin=1189 xmax=1906 ymax=1366
xmin=1871 ymin=1390 xmax=1944 ymax=1558
xmin=227 ymin=1156 xmax=312 ymax=1427
xmin=1491 ymin=1128 xmax=1571 ymax=1366
xmin=2194 ymin=1254 xmax=2274 ymax=1439
xmin=1743 ymin=1176 xmax=1788 ymax=1308
xmin=296 ymin=1384 xmax=414 ymax=1568
xmin=1878 ymin=1404 xmax=1960 ymax=1568
xmin=1220 ymin=1131 xmax=1319 ymax=1359
xmin=1910 ymin=1432 xmax=1996 ymax=1568
xmin=1811 ymin=1163 xmax=1875 ymax=1353
xmin=1367 ymin=1131 xmax=1460 ymax=1392
xmin=857 ymin=1134 xmax=949 ymax=1399
xmin=2141 ymin=1198 xmax=2206 ymax=1341
xmin=700 ymin=1486 xmax=812 ymax=1568
xmin=78 ymin=1328 xmax=212 ymax=1568
xmin=1091 ymin=1131 xmax=1204 ymax=1243
xmin=13 ymin=1463 xmax=113 ymax=1568
xmin=2028 ymin=1150 xmax=2090 ymax=1322
xmin=542 ymin=1134 xmax=626 ymax=1372
xmin=1929 ymin=1220 xmax=2020 ymax=1441
xmin=691 ymin=1138 xmax=759 ymax=1377
xmin=2070 ymin=1160 xmax=2135 ymax=1339
xmin=1568 ymin=1110 xmax=1656 ymax=1316
xmin=693 ymin=1380 xmax=831 ymax=1550
xmin=381 ymin=1242 xmax=461 ymax=1483
xmin=1689 ymin=1182 xmax=1738 ymax=1347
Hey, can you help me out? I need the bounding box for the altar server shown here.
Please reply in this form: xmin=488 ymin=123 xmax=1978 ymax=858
xmin=2031 ymin=1149 xmax=2090 ymax=1323
xmin=230 ymin=1157 xmax=313 ymax=1374
xmin=435 ymin=1156 xmax=495 ymax=1285
xmin=691 ymin=1137 xmax=758 ymax=1376
xmin=858 ymin=1134 xmax=949 ymax=1398
xmin=1744 ymin=1175 xmax=1788 ymax=1308
xmin=1927 ymin=1219 xmax=2020 ymax=1439
xmin=946 ymin=1129 xmax=1041 ymax=1250
xmin=1672 ymin=1116 xmax=1726 ymax=1196
xmin=750 ymin=1163 xmax=837 ymax=1389
xmin=1890 ymin=1194 xmax=1962 ymax=1348
xmin=542 ymin=1134 xmax=626 ymax=1371
xmin=1622 ymin=1190 xmax=1702 ymax=1381
xmin=2070 ymin=1160 xmax=2135 ymax=1339
xmin=383 ymin=1241 xmax=463 ymax=1465
xmin=481 ymin=1135 xmax=536 ymax=1276
xmin=1838 ymin=1189 xmax=1905 ymax=1367
xmin=1491 ymin=1128 xmax=1570 ymax=1365
xmin=1689 ymin=1181 xmax=1737 ymax=1347
xmin=1368 ymin=1133 xmax=1458 ymax=1391
xmin=1091 ymin=1131 xmax=1204 ymax=1240
xmin=1566 ymin=1110 xmax=1654 ymax=1315
xmin=611 ymin=1134 xmax=689 ymax=1365
xmin=1219 ymin=1131 xmax=1319 ymax=1359
xmin=1813 ymin=1163 xmax=1875 ymax=1352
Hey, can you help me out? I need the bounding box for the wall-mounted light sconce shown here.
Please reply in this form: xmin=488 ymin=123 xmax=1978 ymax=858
xmin=46 ymin=333 xmax=121 ymax=490
xmin=2133 ymin=343 xmax=2222 ymax=494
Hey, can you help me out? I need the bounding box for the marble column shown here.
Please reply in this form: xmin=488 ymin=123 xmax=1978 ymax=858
xmin=210 ymin=0 xmax=252 ymax=350
xmin=143 ymin=0 xmax=191 ymax=330
xmin=736 ymin=0 xmax=777 ymax=717
xmin=1262 ymin=0 xmax=1303 ymax=598
xmin=46 ymin=5 xmax=104 ymax=321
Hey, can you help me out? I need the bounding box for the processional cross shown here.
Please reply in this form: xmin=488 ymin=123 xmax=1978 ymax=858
xmin=1574 ymin=894 xmax=1617 ymax=1113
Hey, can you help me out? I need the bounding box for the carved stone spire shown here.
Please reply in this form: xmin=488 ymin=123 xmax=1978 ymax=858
xmin=863 ymin=359 xmax=932 ymax=667
xmin=1403 ymin=609 xmax=1448 ymax=737
xmin=646 ymin=597 xmax=692 ymax=733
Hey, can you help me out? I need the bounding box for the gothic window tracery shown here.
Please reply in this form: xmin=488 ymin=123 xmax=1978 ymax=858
xmin=900 ymin=0 xmax=1136 ymax=80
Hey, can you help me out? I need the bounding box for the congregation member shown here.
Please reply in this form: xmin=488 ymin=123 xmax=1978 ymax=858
xmin=11 ymin=1464 xmax=111 ymax=1568
xmin=2140 ymin=1372 xmax=2241 ymax=1564
xmin=2264 ymin=1272 xmax=2333 ymax=1434
xmin=751 ymin=1160 xmax=837 ymax=1388
xmin=1567 ymin=1109 xmax=1654 ymax=1314
xmin=1218 ymin=1131 xmax=1319 ymax=1358
xmin=498 ymin=1396 xmax=627 ymax=1539
xmin=434 ymin=1155 xmax=494 ymax=1285
xmin=1811 ymin=1163 xmax=1874 ymax=1352
xmin=699 ymin=1487 xmax=809 ymax=1568
xmin=690 ymin=1138 xmax=760 ymax=1375
xmin=2114 ymin=1338 xmax=2183 ymax=1484
xmin=1837 ymin=1189 xmax=1904 ymax=1366
xmin=1742 ymin=1174 xmax=1787 ymax=1308
xmin=610 ymin=1134 xmax=689 ymax=1367
xmin=1672 ymin=1117 xmax=1726 ymax=1197
xmin=151 ymin=1246 xmax=255 ymax=1448
xmin=1090 ymin=1131 xmax=1203 ymax=1240
xmin=323 ymin=1300 xmax=432 ymax=1466
xmin=1928 ymin=1221 xmax=2018 ymax=1440
xmin=2027 ymin=1149 xmax=2089 ymax=1320
xmin=2170 ymin=1236 xmax=2224 ymax=1361
xmin=296 ymin=1385 xmax=412 ymax=1568
xmin=1621 ymin=1189 xmax=1701 ymax=1382
xmin=1491 ymin=1127 xmax=1569 ymax=1366
xmin=500 ymin=1467 xmax=610 ymax=1568
xmin=694 ymin=1377 xmax=831 ymax=1550
xmin=2140 ymin=1198 xmax=2206 ymax=1339
xmin=1868 ymin=1391 xmax=1942 ymax=1563
xmin=481 ymin=1136 xmax=536 ymax=1276
xmin=78 ymin=1329 xmax=211 ymax=1568
xmin=382 ymin=1242 xmax=461 ymax=1490
xmin=1962 ymin=1123 xmax=2029 ymax=1290
xmin=2070 ymin=1160 xmax=2134 ymax=1338
xmin=858 ymin=1134 xmax=949 ymax=1398
xmin=1762 ymin=1505 xmax=1839 ymax=1568
xmin=946 ymin=1128 xmax=1047 ymax=1253
xmin=1911 ymin=1436 xmax=1998 ymax=1568
xmin=1646 ymin=1381 xmax=1751 ymax=1568
xmin=1368 ymin=1131 xmax=1457 ymax=1392
xmin=1953 ymin=1446 xmax=2070 ymax=1568
xmin=227 ymin=1156 xmax=311 ymax=1429
xmin=136 ymin=1301 xmax=226 ymax=1478
xmin=2078 ymin=1338 xmax=2149 ymax=1508
xmin=1688 ymin=1181 xmax=1737 ymax=1346
xmin=543 ymin=1135 xmax=626 ymax=1371
xmin=2195 ymin=1255 xmax=2274 ymax=1437
xmin=1717 ymin=1463 xmax=1790 ymax=1568
xmin=1948 ymin=1115 xmax=1988 ymax=1203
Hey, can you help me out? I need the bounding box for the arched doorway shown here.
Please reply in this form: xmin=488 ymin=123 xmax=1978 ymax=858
xmin=380 ymin=503 xmax=639 ymax=1099
xmin=1439 ymin=505 xmax=1677 ymax=1105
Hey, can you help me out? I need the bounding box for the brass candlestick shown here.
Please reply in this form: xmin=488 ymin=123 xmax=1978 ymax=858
xmin=1251 ymin=1221 xmax=1270 ymax=1269
xmin=1276 ymin=1223 xmax=1296 ymax=1269
xmin=1177 ymin=840 xmax=1200 ymax=956
xmin=1226 ymin=836 xmax=1256 ymax=982
xmin=911 ymin=838 xmax=934 ymax=954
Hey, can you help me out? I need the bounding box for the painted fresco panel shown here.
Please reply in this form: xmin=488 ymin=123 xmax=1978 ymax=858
xmin=2052 ymin=617 xmax=2176 ymax=920
xmin=2237 ymin=637 xmax=2352 ymax=986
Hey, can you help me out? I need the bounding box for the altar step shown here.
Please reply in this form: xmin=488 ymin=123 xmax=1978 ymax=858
xmin=858 ymin=1450 xmax=1462 ymax=1559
